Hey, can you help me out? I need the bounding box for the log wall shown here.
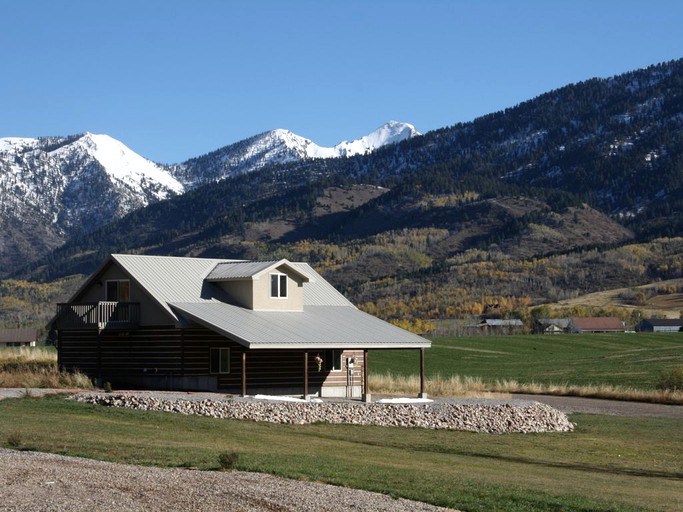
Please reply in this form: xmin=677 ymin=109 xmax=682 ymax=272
xmin=58 ymin=326 xmax=365 ymax=396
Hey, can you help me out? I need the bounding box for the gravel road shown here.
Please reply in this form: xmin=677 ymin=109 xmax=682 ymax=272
xmin=0 ymin=448 xmax=455 ymax=512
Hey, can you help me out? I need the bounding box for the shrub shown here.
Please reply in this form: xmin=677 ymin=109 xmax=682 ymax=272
xmin=103 ymin=381 xmax=112 ymax=393
xmin=7 ymin=433 xmax=22 ymax=449
xmin=217 ymin=451 xmax=239 ymax=471
xmin=657 ymin=366 xmax=683 ymax=391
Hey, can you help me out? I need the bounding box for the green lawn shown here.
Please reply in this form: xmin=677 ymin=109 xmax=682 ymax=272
xmin=370 ymin=333 xmax=683 ymax=390
xmin=1 ymin=395 xmax=682 ymax=512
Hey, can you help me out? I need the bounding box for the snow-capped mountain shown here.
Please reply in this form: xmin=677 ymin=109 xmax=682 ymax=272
xmin=173 ymin=121 xmax=420 ymax=187
xmin=0 ymin=122 xmax=419 ymax=273
xmin=0 ymin=132 xmax=183 ymax=235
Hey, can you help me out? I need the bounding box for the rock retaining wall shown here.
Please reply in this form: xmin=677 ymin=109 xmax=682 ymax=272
xmin=73 ymin=394 xmax=574 ymax=433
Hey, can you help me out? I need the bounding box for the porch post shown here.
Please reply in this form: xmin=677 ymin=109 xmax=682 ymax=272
xmin=304 ymin=351 xmax=309 ymax=399
xmin=419 ymin=347 xmax=427 ymax=399
xmin=362 ymin=349 xmax=371 ymax=402
xmin=241 ymin=351 xmax=247 ymax=397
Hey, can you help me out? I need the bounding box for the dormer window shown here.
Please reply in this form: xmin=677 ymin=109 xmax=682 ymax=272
xmin=270 ymin=273 xmax=287 ymax=298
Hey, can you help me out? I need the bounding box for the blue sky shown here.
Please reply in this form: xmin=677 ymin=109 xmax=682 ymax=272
xmin=2 ymin=0 xmax=682 ymax=163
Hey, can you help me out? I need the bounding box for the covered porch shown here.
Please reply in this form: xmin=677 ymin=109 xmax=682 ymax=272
xmin=233 ymin=347 xmax=428 ymax=402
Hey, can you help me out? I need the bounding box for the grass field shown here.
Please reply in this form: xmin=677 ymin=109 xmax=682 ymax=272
xmin=0 ymin=395 xmax=681 ymax=512
xmin=370 ymin=333 xmax=683 ymax=392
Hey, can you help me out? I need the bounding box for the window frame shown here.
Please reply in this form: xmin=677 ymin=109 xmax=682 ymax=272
xmin=324 ymin=349 xmax=343 ymax=372
xmin=269 ymin=273 xmax=288 ymax=299
xmin=210 ymin=347 xmax=231 ymax=374
xmin=105 ymin=279 xmax=130 ymax=302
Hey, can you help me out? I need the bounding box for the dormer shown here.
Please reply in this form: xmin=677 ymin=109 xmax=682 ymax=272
xmin=205 ymin=259 xmax=311 ymax=311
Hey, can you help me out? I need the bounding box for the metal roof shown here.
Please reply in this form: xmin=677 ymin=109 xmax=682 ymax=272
xmin=170 ymin=302 xmax=430 ymax=349
xmin=570 ymin=317 xmax=625 ymax=331
xmin=205 ymin=259 xmax=311 ymax=282
xmin=105 ymin=255 xmax=354 ymax=320
xmin=536 ymin=318 xmax=571 ymax=328
xmin=641 ymin=319 xmax=683 ymax=326
xmin=480 ymin=319 xmax=524 ymax=326
xmin=110 ymin=254 xmax=233 ymax=321
xmin=0 ymin=328 xmax=39 ymax=343
xmin=73 ymin=254 xmax=423 ymax=349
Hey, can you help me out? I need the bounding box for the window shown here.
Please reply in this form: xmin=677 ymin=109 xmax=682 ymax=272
xmin=105 ymin=280 xmax=130 ymax=302
xmin=270 ymin=273 xmax=287 ymax=298
xmin=210 ymin=348 xmax=231 ymax=374
xmin=324 ymin=349 xmax=342 ymax=372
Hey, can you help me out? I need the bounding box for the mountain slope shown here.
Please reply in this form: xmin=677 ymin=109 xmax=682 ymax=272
xmin=0 ymin=122 xmax=419 ymax=274
xmin=170 ymin=121 xmax=419 ymax=187
xmin=0 ymin=133 xmax=184 ymax=272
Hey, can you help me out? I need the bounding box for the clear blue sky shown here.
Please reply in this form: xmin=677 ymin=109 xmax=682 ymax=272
xmin=2 ymin=0 xmax=682 ymax=163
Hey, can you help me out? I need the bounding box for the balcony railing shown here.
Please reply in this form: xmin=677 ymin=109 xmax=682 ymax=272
xmin=55 ymin=302 xmax=140 ymax=330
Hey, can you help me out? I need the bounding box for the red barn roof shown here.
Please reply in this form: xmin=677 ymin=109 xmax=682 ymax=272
xmin=570 ymin=317 xmax=625 ymax=332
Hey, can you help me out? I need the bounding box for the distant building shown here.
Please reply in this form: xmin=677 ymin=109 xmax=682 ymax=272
xmin=0 ymin=328 xmax=38 ymax=347
xmin=569 ymin=317 xmax=625 ymax=333
xmin=477 ymin=319 xmax=525 ymax=333
xmin=534 ymin=318 xmax=571 ymax=334
xmin=638 ymin=319 xmax=683 ymax=333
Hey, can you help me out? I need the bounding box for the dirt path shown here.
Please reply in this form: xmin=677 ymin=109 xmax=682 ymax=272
xmin=0 ymin=448 xmax=454 ymax=512
xmin=513 ymin=393 xmax=683 ymax=418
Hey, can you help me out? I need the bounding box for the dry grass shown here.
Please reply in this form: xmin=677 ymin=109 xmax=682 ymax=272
xmin=0 ymin=367 xmax=94 ymax=388
xmin=369 ymin=372 xmax=683 ymax=405
xmin=0 ymin=346 xmax=56 ymax=365
xmin=0 ymin=347 xmax=93 ymax=389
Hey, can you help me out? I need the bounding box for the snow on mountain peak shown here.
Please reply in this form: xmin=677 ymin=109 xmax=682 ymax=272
xmin=333 ymin=121 xmax=420 ymax=157
xmin=264 ymin=121 xmax=420 ymax=160
xmin=57 ymin=132 xmax=184 ymax=198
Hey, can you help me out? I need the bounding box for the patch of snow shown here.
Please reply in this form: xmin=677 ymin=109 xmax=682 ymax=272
xmin=253 ymin=394 xmax=309 ymax=402
xmin=377 ymin=397 xmax=434 ymax=404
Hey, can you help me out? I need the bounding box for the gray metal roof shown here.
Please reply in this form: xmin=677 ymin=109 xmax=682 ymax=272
xmin=111 ymin=254 xmax=233 ymax=321
xmin=92 ymin=255 xmax=424 ymax=349
xmin=170 ymin=302 xmax=430 ymax=349
xmin=108 ymin=255 xmax=354 ymax=321
xmin=537 ymin=318 xmax=571 ymax=328
xmin=480 ymin=319 xmax=524 ymax=327
xmin=205 ymin=259 xmax=311 ymax=282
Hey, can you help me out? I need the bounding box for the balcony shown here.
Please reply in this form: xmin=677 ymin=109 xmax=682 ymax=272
xmin=55 ymin=302 xmax=140 ymax=331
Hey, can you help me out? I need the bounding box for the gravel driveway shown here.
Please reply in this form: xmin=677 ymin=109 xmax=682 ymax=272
xmin=0 ymin=448 xmax=455 ymax=512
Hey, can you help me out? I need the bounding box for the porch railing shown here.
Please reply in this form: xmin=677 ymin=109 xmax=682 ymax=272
xmin=55 ymin=302 xmax=140 ymax=330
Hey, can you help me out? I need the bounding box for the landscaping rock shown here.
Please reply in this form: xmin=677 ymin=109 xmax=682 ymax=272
xmin=71 ymin=394 xmax=575 ymax=433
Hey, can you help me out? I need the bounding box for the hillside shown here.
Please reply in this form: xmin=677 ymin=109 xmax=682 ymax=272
xmin=0 ymin=123 xmax=418 ymax=276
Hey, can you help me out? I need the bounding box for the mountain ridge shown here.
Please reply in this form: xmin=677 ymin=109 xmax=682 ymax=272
xmin=0 ymin=121 xmax=419 ymax=273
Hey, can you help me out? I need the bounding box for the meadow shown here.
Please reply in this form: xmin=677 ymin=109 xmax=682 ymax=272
xmin=1 ymin=395 xmax=681 ymax=512
xmin=369 ymin=333 xmax=683 ymax=402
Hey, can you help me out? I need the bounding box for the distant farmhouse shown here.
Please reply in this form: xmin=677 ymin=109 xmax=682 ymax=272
xmin=0 ymin=328 xmax=38 ymax=347
xmin=638 ymin=319 xmax=683 ymax=332
xmin=569 ymin=317 xmax=625 ymax=333
xmin=53 ymin=255 xmax=430 ymax=400
xmin=534 ymin=318 xmax=571 ymax=334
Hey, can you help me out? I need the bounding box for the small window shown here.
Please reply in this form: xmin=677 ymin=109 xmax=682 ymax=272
xmin=210 ymin=348 xmax=230 ymax=374
xmin=324 ymin=349 xmax=343 ymax=372
xmin=105 ymin=280 xmax=130 ymax=302
xmin=270 ymin=273 xmax=287 ymax=298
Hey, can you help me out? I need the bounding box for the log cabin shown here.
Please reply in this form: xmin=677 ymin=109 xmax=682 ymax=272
xmin=53 ymin=254 xmax=430 ymax=401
